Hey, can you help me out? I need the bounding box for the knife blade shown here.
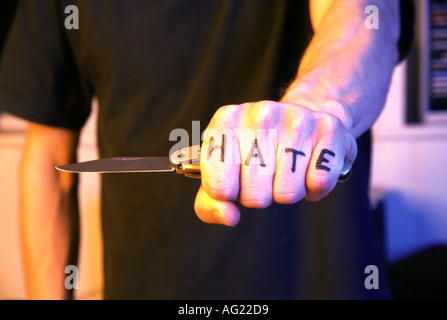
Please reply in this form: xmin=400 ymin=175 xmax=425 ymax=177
xmin=56 ymin=145 xmax=352 ymax=182
xmin=56 ymin=145 xmax=202 ymax=178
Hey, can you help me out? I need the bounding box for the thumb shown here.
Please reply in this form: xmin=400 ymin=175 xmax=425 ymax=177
xmin=194 ymin=184 xmax=240 ymax=227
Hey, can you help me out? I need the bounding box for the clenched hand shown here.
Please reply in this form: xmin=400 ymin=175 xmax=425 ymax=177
xmin=194 ymin=100 xmax=357 ymax=226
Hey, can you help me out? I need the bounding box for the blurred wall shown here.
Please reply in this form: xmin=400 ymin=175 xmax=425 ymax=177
xmin=371 ymin=62 xmax=447 ymax=264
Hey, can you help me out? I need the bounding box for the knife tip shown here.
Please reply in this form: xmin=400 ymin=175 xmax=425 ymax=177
xmin=55 ymin=165 xmax=74 ymax=173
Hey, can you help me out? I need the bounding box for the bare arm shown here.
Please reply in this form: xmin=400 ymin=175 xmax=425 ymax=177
xmin=282 ymin=0 xmax=400 ymax=138
xmin=19 ymin=123 xmax=80 ymax=299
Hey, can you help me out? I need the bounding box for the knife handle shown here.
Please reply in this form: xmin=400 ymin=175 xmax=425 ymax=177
xmin=175 ymin=163 xmax=201 ymax=178
xmin=170 ymin=145 xmax=201 ymax=178
xmin=170 ymin=145 xmax=351 ymax=182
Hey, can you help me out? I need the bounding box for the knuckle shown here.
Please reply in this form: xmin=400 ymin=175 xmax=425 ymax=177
xmin=281 ymin=106 xmax=317 ymax=138
xmin=204 ymin=180 xmax=238 ymax=201
xmin=211 ymin=105 xmax=240 ymax=127
xmin=317 ymin=112 xmax=344 ymax=133
xmin=282 ymin=107 xmax=300 ymax=130
xmin=292 ymin=107 xmax=315 ymax=130
xmin=240 ymin=196 xmax=272 ymax=209
xmin=244 ymin=100 xmax=279 ymax=128
xmin=273 ymin=190 xmax=306 ymax=205
xmin=253 ymin=100 xmax=275 ymax=112
xmin=239 ymin=183 xmax=272 ymax=208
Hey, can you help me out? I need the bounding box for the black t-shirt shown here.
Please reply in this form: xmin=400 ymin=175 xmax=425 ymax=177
xmin=0 ymin=0 xmax=412 ymax=299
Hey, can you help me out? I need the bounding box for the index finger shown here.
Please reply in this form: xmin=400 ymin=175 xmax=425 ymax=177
xmin=200 ymin=126 xmax=241 ymax=202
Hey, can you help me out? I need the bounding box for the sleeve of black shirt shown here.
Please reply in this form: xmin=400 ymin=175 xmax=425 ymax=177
xmin=0 ymin=0 xmax=92 ymax=130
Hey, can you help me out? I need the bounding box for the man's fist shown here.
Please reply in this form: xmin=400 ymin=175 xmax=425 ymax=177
xmin=194 ymin=100 xmax=357 ymax=226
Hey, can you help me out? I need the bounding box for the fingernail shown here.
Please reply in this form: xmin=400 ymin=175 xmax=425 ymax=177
xmin=213 ymin=209 xmax=230 ymax=226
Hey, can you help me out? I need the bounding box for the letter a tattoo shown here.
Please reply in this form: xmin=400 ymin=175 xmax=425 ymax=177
xmin=245 ymin=138 xmax=266 ymax=167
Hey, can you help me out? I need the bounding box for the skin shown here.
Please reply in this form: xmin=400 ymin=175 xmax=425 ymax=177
xmin=18 ymin=0 xmax=400 ymax=299
xmin=19 ymin=124 xmax=79 ymax=299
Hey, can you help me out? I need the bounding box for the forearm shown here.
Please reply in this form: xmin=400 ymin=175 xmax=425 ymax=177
xmin=19 ymin=124 xmax=80 ymax=300
xmin=281 ymin=0 xmax=400 ymax=138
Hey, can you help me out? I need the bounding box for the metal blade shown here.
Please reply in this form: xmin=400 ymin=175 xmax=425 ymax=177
xmin=56 ymin=156 xmax=175 ymax=173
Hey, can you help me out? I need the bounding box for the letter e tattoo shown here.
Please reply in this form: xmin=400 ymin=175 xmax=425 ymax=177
xmin=316 ymin=149 xmax=335 ymax=172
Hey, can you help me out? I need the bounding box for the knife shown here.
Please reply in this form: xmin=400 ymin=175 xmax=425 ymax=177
xmin=57 ymin=145 xmax=201 ymax=178
xmin=56 ymin=145 xmax=352 ymax=182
